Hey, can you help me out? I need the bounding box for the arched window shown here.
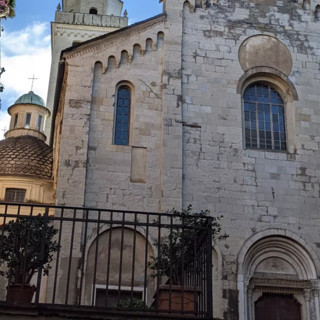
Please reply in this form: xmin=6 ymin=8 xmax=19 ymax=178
xmin=243 ymin=83 xmax=286 ymax=151
xmin=89 ymin=8 xmax=97 ymax=14
xmin=114 ymin=85 xmax=131 ymax=145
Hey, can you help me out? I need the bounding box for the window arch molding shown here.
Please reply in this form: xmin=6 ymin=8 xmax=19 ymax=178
xmin=237 ymin=67 xmax=298 ymax=101
xmin=237 ymin=67 xmax=298 ymax=153
xmin=113 ymin=81 xmax=135 ymax=146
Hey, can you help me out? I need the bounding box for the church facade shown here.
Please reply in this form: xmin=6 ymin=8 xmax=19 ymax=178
xmin=52 ymin=0 xmax=320 ymax=319
xmin=2 ymin=0 xmax=320 ymax=319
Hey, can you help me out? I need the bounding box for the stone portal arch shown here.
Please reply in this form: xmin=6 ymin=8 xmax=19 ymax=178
xmin=82 ymin=227 xmax=154 ymax=307
xmin=237 ymin=230 xmax=320 ymax=320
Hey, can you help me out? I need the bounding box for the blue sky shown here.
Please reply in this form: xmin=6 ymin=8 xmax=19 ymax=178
xmin=0 ymin=0 xmax=163 ymax=138
xmin=3 ymin=1 xmax=163 ymax=32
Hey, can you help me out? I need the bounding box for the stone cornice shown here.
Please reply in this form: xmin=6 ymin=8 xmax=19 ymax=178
xmin=252 ymin=277 xmax=312 ymax=290
xmin=62 ymin=14 xmax=166 ymax=60
xmin=53 ymin=23 xmax=119 ymax=34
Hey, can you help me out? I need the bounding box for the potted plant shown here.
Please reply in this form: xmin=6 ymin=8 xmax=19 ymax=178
xmin=115 ymin=297 xmax=147 ymax=310
xmin=0 ymin=0 xmax=15 ymax=18
xmin=0 ymin=214 xmax=59 ymax=305
xmin=148 ymin=206 xmax=227 ymax=313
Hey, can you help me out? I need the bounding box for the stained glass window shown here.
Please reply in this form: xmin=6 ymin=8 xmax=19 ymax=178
xmin=114 ymin=86 xmax=131 ymax=145
xmin=244 ymin=84 xmax=286 ymax=151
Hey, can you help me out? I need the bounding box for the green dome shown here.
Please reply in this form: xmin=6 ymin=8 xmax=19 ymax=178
xmin=14 ymin=91 xmax=45 ymax=107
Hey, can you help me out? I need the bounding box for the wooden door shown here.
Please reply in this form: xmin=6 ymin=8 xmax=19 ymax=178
xmin=255 ymin=293 xmax=301 ymax=320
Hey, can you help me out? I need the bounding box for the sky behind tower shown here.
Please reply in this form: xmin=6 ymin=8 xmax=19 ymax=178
xmin=0 ymin=0 xmax=163 ymax=138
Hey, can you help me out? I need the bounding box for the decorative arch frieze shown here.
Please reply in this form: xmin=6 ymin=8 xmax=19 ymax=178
xmin=101 ymin=33 xmax=165 ymax=73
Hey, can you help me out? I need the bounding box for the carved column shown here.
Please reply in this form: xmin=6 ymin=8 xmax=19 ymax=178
xmin=304 ymin=289 xmax=311 ymax=320
xmin=311 ymin=280 xmax=320 ymax=320
xmin=238 ymin=274 xmax=251 ymax=320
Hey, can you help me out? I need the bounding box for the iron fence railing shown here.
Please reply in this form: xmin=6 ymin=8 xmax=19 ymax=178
xmin=0 ymin=202 xmax=213 ymax=318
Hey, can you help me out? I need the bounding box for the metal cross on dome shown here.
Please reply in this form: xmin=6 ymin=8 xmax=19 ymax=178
xmin=28 ymin=74 xmax=39 ymax=92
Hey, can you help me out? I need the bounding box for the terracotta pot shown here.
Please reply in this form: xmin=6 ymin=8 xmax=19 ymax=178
xmin=156 ymin=285 xmax=200 ymax=313
xmin=6 ymin=284 xmax=36 ymax=305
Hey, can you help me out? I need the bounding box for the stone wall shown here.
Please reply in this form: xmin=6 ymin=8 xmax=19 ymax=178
xmin=46 ymin=0 xmax=128 ymax=143
xmin=176 ymin=1 xmax=320 ymax=319
xmin=55 ymin=15 xmax=167 ymax=212
xmin=53 ymin=0 xmax=320 ymax=319
xmin=62 ymin=0 xmax=123 ymax=16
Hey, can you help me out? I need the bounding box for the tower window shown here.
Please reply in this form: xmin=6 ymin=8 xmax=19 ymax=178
xmin=243 ymin=83 xmax=286 ymax=151
xmin=114 ymin=85 xmax=131 ymax=146
xmin=25 ymin=113 xmax=31 ymax=129
xmin=5 ymin=188 xmax=26 ymax=202
xmin=72 ymin=41 xmax=81 ymax=46
xmin=37 ymin=115 xmax=43 ymax=131
xmin=13 ymin=114 xmax=18 ymax=129
xmin=89 ymin=8 xmax=98 ymax=14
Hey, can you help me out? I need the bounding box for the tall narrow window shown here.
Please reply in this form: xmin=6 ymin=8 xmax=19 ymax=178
xmin=37 ymin=115 xmax=43 ymax=131
xmin=243 ymin=83 xmax=286 ymax=151
xmin=5 ymin=188 xmax=26 ymax=202
xmin=13 ymin=114 xmax=18 ymax=129
xmin=114 ymin=85 xmax=131 ymax=145
xmin=25 ymin=113 xmax=31 ymax=129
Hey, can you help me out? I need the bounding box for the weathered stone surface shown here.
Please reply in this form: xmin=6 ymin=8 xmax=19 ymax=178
xmin=52 ymin=0 xmax=320 ymax=319
xmin=238 ymin=35 xmax=293 ymax=75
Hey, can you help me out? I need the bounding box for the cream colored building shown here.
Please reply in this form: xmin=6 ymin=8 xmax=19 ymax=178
xmin=0 ymin=91 xmax=54 ymax=205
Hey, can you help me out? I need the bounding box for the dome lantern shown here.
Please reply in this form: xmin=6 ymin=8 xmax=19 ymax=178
xmin=5 ymin=91 xmax=50 ymax=142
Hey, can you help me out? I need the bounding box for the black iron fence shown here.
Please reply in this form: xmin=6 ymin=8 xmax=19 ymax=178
xmin=0 ymin=202 xmax=213 ymax=318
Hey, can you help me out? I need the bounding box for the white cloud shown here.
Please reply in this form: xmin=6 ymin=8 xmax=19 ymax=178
xmin=0 ymin=22 xmax=51 ymax=134
xmin=2 ymin=22 xmax=50 ymax=55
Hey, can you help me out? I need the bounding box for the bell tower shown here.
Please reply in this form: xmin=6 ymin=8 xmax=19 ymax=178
xmin=61 ymin=0 xmax=124 ymax=16
xmin=46 ymin=0 xmax=128 ymax=141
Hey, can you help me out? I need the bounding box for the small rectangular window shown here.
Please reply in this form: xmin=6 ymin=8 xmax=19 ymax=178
xmin=25 ymin=113 xmax=31 ymax=129
xmin=13 ymin=114 xmax=18 ymax=129
xmin=37 ymin=115 xmax=43 ymax=131
xmin=94 ymin=285 xmax=143 ymax=307
xmin=5 ymin=188 xmax=26 ymax=202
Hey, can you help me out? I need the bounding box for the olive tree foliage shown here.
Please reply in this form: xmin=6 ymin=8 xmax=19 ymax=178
xmin=0 ymin=215 xmax=59 ymax=284
xmin=148 ymin=206 xmax=228 ymax=284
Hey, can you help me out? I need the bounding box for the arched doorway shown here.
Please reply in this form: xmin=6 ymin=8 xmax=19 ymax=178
xmin=237 ymin=231 xmax=320 ymax=320
xmin=255 ymin=293 xmax=301 ymax=320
